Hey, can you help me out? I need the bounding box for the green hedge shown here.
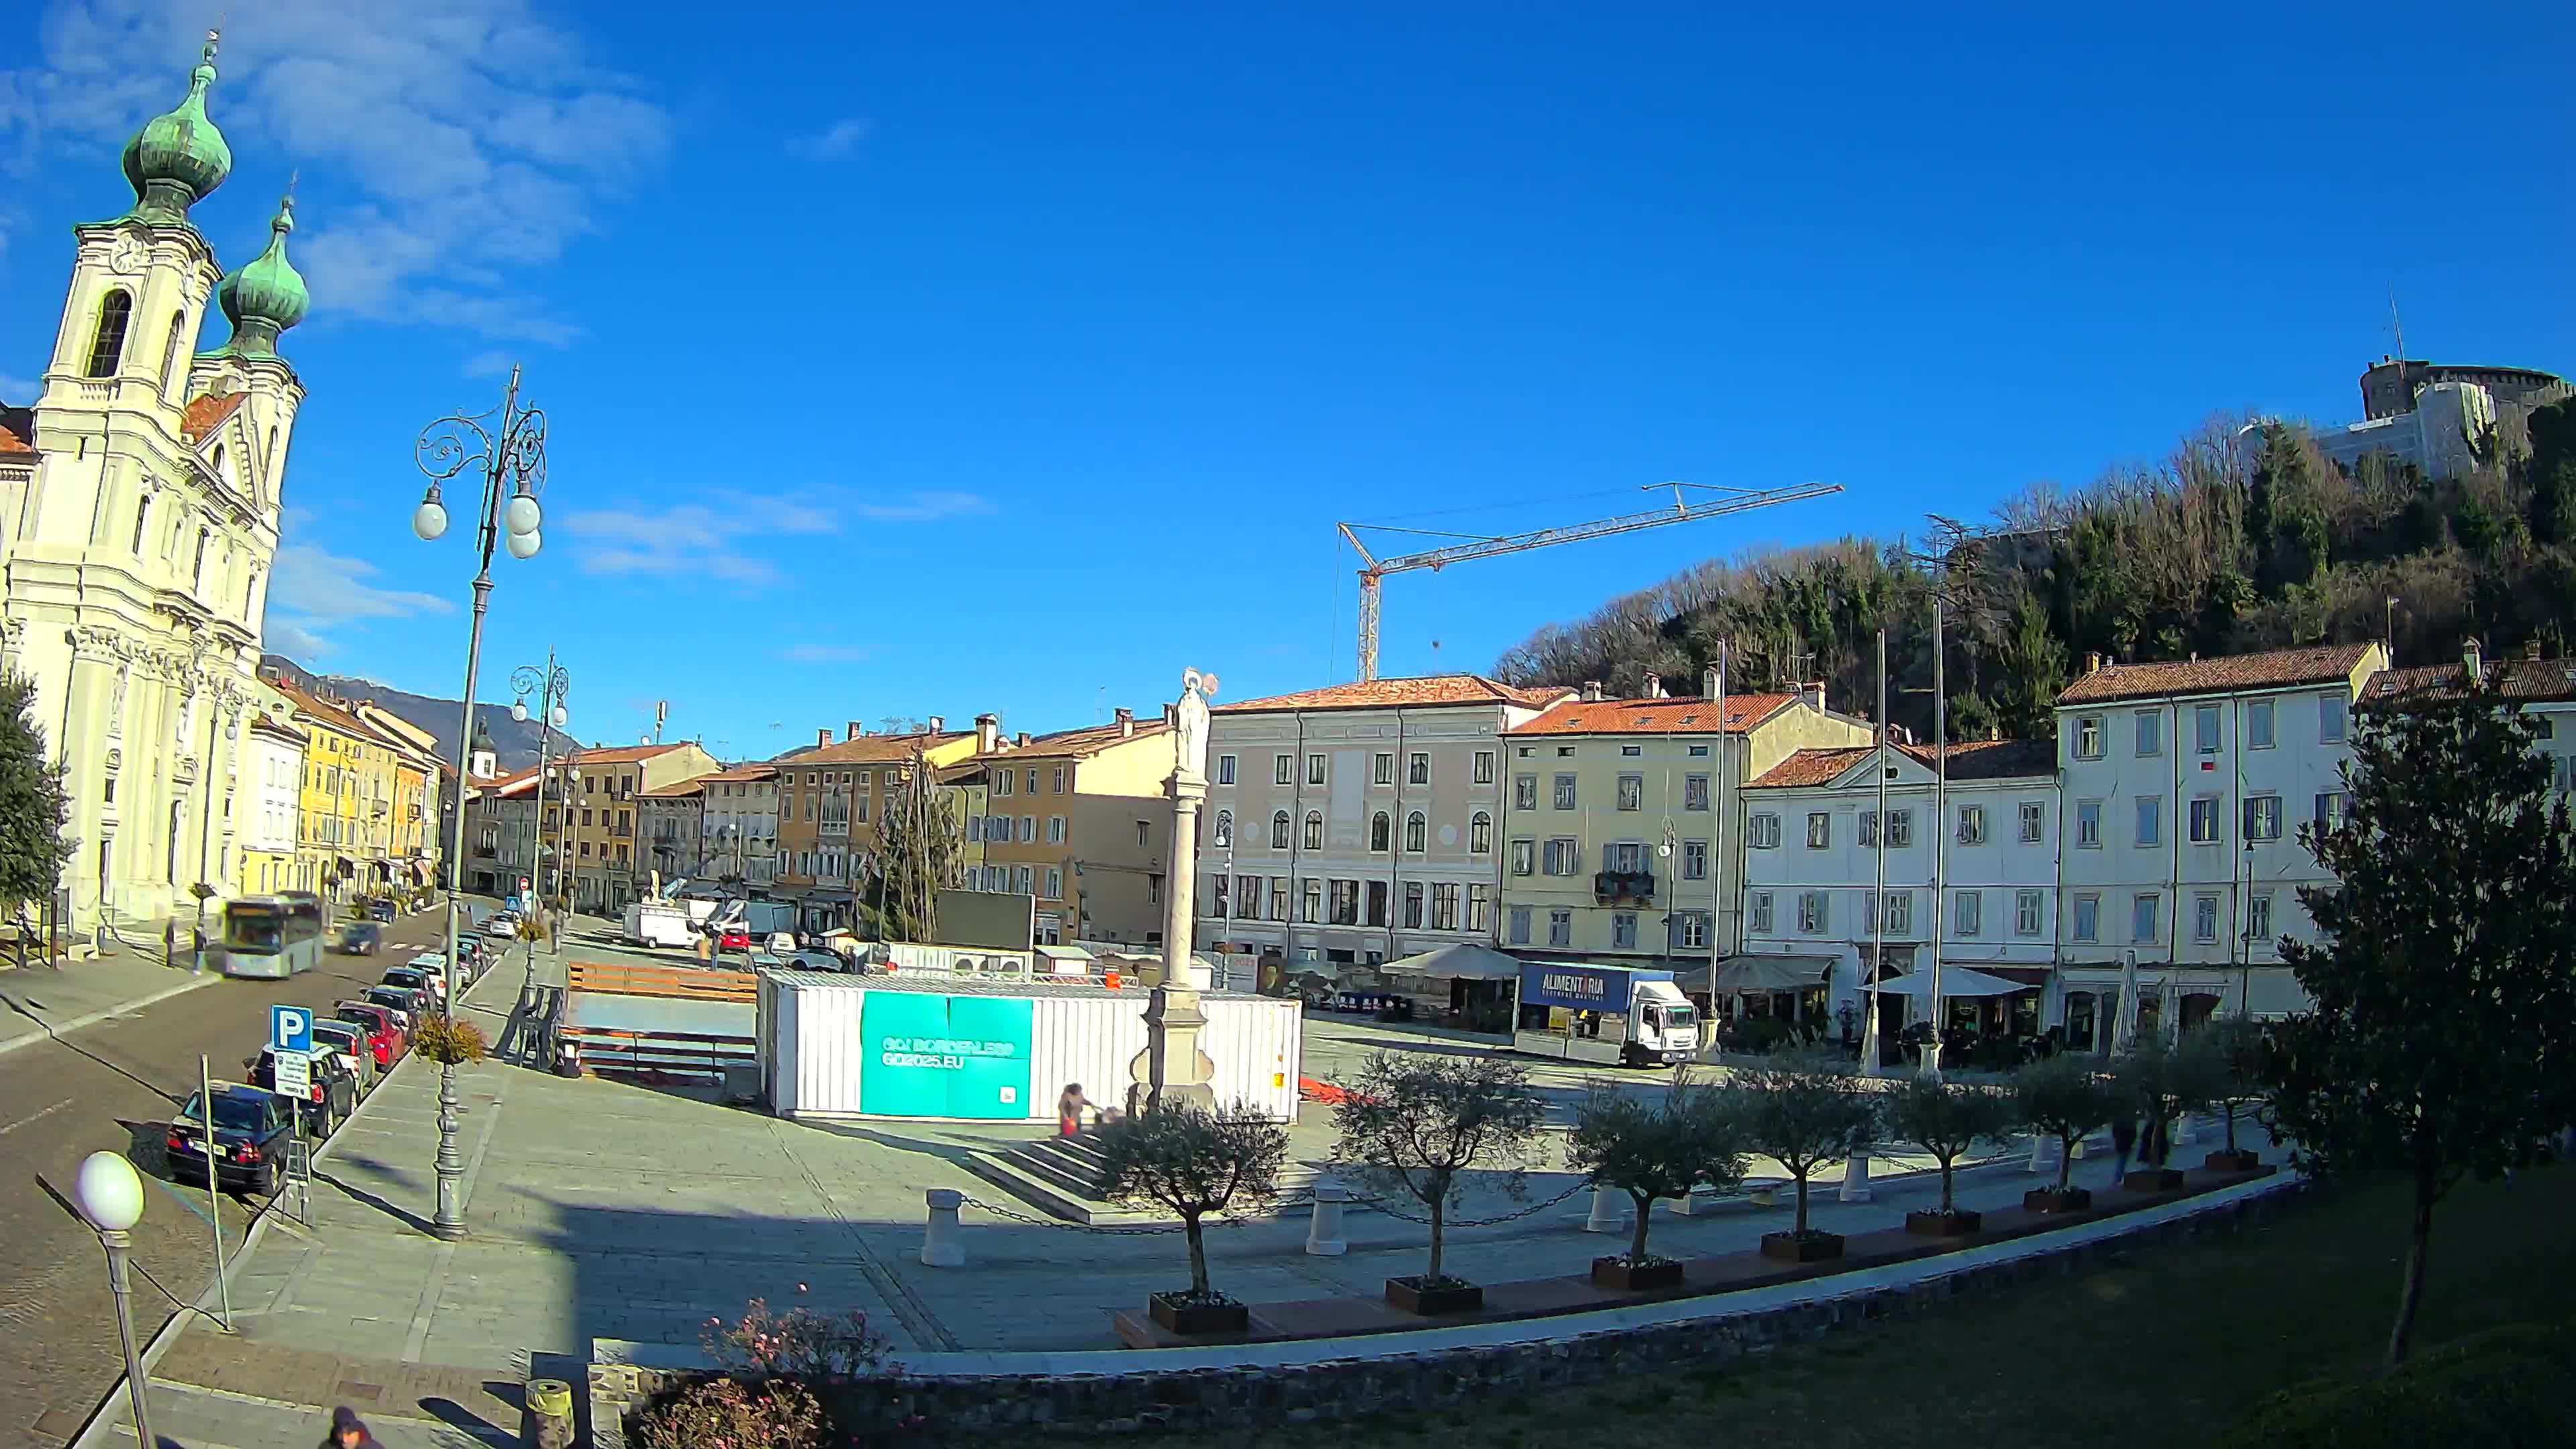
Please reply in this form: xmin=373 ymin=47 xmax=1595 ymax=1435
xmin=2222 ymin=1322 xmax=2576 ymax=1448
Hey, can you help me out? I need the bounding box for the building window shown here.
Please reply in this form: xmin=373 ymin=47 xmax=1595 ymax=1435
xmin=2195 ymin=704 xmax=2221 ymax=753
xmin=1366 ymin=879 xmax=1389 ymax=926
xmin=1508 ymin=906 xmax=1532 ymax=945
xmin=2135 ymin=709 xmax=2162 ymax=757
xmin=1403 ymin=881 xmax=1425 ymax=928
xmin=2313 ymin=791 xmax=2347 ymax=831
xmin=1269 ymin=879 xmax=1289 ymax=920
xmin=1469 ymin=812 xmax=1491 ymax=853
xmin=1955 ymin=804 xmax=1986 ymax=845
xmin=1513 ymin=774 xmax=1538 ymax=810
xmin=1466 ymin=883 xmax=1489 ymax=932
xmin=130 ymin=496 xmax=152 ymax=555
xmin=1409 ymin=752 xmax=1430 ymax=786
xmin=1044 ymin=867 xmax=1064 ymax=901
xmin=2320 ymin=693 xmax=2347 ymax=744
xmin=1302 ymin=878 xmax=1324 ymax=924
xmin=1750 ymin=812 xmax=1781 ymax=849
xmin=2247 ymin=891 xmax=2274 ymax=942
xmin=2074 ymin=893 xmax=2100 ymax=943
xmin=1611 ymin=912 xmax=1636 ymax=949
xmin=1217 ymin=754 xmax=1236 ymax=786
xmin=2194 ymin=892 xmax=2220 ymax=943
xmin=2074 ymin=716 xmax=2103 ymax=759
xmin=1307 ymin=753 xmax=1326 ymax=786
xmin=1954 ymin=890 xmax=1980 ymax=938
xmin=1799 ymin=890 xmax=1827 ymax=934
xmin=2189 ymin=796 xmax=2220 ymax=845
xmin=1806 ymin=812 xmax=1831 ymax=849
xmin=1749 ymin=891 xmax=1774 ymax=933
xmin=1019 ymin=816 xmax=1036 ymax=843
xmin=1301 ymin=811 xmax=1323 ymax=850
xmin=2244 ymin=794 xmax=2284 ymax=841
xmin=1404 ymin=811 xmax=1427 ymax=852
xmin=1886 ymin=809 xmax=1912 ymax=848
xmin=2132 ymin=892 xmax=2160 ymax=944
xmin=2076 ymin=798 xmax=2101 ymax=848
xmin=1473 ymin=751 xmax=1495 ymax=784
xmin=1884 ymin=890 xmax=1912 ymax=935
xmin=87 ymin=288 xmax=133 ymax=377
xmin=1552 ymin=774 xmax=1577 ymax=810
xmin=1681 ymin=839 xmax=1707 ymax=881
xmin=1542 ymin=838 xmax=1578 ymax=875
xmin=2247 ymin=700 xmax=2275 ymax=750
xmin=1621 ymin=745 xmax=1642 ymax=757
xmin=1275 ymin=753 xmax=1293 ymax=786
xmin=1509 ymin=838 xmax=1534 ymax=875
xmin=1048 ymin=816 xmax=1067 ymax=845
xmin=2015 ymin=890 xmax=2043 ymax=937
xmin=1370 ymin=811 xmax=1391 ymax=851
xmin=1023 ymin=769 xmax=1038 ymax=795
xmin=1547 ymin=908 xmax=1571 ymax=947
xmin=2135 ymin=796 xmax=2161 ymax=848
xmin=1372 ymin=752 xmax=1393 ymax=786
xmin=1330 ymin=879 xmax=1360 ymax=925
xmin=1213 ymin=809 xmax=1232 ymax=847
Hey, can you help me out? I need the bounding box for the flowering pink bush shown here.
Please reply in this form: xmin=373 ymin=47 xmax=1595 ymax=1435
xmin=703 ymin=1297 xmax=891 ymax=1379
xmin=635 ymin=1377 xmax=822 ymax=1449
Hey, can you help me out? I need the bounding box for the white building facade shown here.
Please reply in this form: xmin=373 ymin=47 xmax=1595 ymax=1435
xmin=240 ymin=712 xmax=303 ymax=896
xmin=1737 ymin=739 xmax=2060 ymax=1043
xmin=698 ymin=764 xmax=780 ymax=888
xmin=2052 ymin=642 xmax=2388 ymax=1045
xmin=1195 ymin=676 xmax=1568 ymax=971
xmin=0 ymin=38 xmax=311 ymax=928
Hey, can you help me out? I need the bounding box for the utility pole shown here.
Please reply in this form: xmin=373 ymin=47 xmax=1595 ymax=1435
xmin=1926 ymin=595 xmax=1948 ymax=1078
xmin=1860 ymin=630 xmax=1888 ymax=1076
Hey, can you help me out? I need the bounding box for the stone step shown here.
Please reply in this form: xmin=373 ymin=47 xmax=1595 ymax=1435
xmin=964 ymin=1145 xmax=1334 ymax=1226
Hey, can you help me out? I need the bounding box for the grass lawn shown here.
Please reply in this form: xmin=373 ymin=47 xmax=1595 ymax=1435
xmin=1060 ymin=1165 xmax=2576 ymax=1449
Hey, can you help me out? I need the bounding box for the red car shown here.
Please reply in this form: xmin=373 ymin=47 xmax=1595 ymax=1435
xmin=333 ymin=1002 xmax=404 ymax=1068
xmin=718 ymin=928 xmax=751 ymax=951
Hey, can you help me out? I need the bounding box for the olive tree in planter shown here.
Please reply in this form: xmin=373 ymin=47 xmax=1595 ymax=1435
xmin=2111 ymin=1028 xmax=2193 ymax=1192
xmin=1091 ymin=1102 xmax=1290 ymax=1336
xmin=1332 ymin=1051 xmax=1545 ymax=1315
xmin=2011 ymin=1053 xmax=2123 ymax=1212
xmin=1733 ymin=1051 xmax=1878 ymax=1263
xmin=2194 ymin=1018 xmax=2267 ymax=1173
xmin=1882 ymin=1073 xmax=2021 ymax=1236
xmin=1564 ymin=1077 xmax=1751 ymax=1289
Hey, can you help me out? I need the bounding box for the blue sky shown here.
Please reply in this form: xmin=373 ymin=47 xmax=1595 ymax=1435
xmin=4 ymin=1 xmax=2569 ymax=761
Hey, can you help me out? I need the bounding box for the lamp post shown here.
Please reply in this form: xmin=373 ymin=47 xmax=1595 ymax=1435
xmin=413 ymin=366 xmax=547 ymax=1241
xmin=72 ymin=1151 xmax=155 ymax=1449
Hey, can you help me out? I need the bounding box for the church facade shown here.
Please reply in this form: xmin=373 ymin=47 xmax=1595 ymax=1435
xmin=0 ymin=34 xmax=311 ymax=930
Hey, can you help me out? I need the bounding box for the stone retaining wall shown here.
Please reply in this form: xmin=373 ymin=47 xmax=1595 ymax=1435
xmin=587 ymin=1179 xmax=2306 ymax=1443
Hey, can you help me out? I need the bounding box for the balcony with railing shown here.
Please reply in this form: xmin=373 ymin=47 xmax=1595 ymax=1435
xmin=1593 ymin=869 xmax=1657 ymax=904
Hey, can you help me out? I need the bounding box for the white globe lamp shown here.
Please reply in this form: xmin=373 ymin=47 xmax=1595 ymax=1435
xmin=73 ymin=1150 xmax=144 ymax=1232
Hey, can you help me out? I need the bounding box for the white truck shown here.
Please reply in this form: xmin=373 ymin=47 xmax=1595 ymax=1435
xmin=1510 ymin=961 xmax=1701 ymax=1067
xmin=621 ymin=873 xmax=700 ymax=949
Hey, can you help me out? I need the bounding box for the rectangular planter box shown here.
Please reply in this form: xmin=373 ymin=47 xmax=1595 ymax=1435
xmin=1385 ymin=1277 xmax=1483 ymax=1316
xmin=2024 ymin=1187 xmax=2092 ymax=1214
xmin=2123 ymin=1168 xmax=2186 ymax=1193
xmin=2204 ymin=1149 xmax=2261 ymax=1173
xmin=1590 ymin=1256 xmax=1686 ymax=1291
xmin=1758 ymin=1230 xmax=1845 ymax=1263
xmin=1904 ymin=1209 xmax=1983 ymax=1237
xmin=1147 ymin=1293 xmax=1249 ymax=1336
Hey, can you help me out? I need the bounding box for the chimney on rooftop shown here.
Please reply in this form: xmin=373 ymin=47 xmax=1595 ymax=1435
xmin=975 ymin=712 xmax=1000 ymax=754
xmin=1702 ymin=666 xmax=1719 ymax=700
xmin=927 ymin=715 xmax=945 ymax=733
xmin=1116 ymin=707 xmax=1134 ymax=737
xmin=847 ymin=720 xmax=863 ymax=741
xmin=2524 ymin=639 xmax=2543 ymax=662
xmin=1016 ymin=731 xmax=1032 ymax=748
xmin=2463 ymin=637 xmax=2483 ymax=686
xmin=1163 ymin=702 xmax=1179 ymax=729
xmin=1801 ymin=682 xmax=1825 ymax=713
xmin=1642 ymin=671 xmax=1664 ymax=699
xmin=816 ymin=728 xmax=831 ymax=748
xmin=1580 ymin=680 xmax=1604 ymax=702
xmin=2084 ymin=652 xmax=2103 ymax=676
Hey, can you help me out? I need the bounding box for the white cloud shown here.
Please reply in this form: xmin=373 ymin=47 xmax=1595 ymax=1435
xmin=779 ymin=643 xmax=869 ymax=664
xmin=851 ymin=490 xmax=993 ymax=523
xmin=794 ymin=118 xmax=871 ymax=158
xmin=0 ymin=0 xmax=671 ymax=343
xmin=462 ymin=350 xmax=514 ymax=378
xmin=561 ymin=490 xmax=979 ymax=588
xmin=263 ymin=539 xmax=454 ymax=655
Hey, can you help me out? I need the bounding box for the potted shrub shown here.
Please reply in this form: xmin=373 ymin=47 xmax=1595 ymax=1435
xmin=2012 ymin=1053 xmax=2122 ymax=1212
xmin=1883 ymin=1071 xmax=2020 ymax=1236
xmin=2112 ymin=1028 xmax=2196 ymax=1191
xmin=1564 ymin=1075 xmax=1750 ymax=1290
xmin=2194 ymin=1018 xmax=2267 ymax=1173
xmin=1091 ymin=1102 xmax=1289 ymax=1336
xmin=1332 ymin=1052 xmax=1545 ymax=1314
xmin=1733 ymin=1050 xmax=1878 ymax=1262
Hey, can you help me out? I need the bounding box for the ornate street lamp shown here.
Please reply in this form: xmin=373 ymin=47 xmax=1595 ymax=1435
xmin=413 ymin=365 xmax=547 ymax=1240
xmin=72 ymin=1151 xmax=154 ymax=1448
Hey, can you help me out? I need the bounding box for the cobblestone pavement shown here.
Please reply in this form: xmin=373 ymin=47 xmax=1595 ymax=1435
xmin=0 ymin=905 xmax=462 ymax=1449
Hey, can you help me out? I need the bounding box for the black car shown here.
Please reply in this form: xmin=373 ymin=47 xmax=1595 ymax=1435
xmin=244 ymin=1046 xmax=358 ymax=1132
xmin=166 ymin=1083 xmax=297 ymax=1194
xmin=368 ymin=898 xmax=397 ymax=922
xmin=334 ymin=922 xmax=382 ymax=955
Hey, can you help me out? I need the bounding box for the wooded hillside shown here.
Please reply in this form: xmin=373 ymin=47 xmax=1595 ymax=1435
xmin=1492 ymin=399 xmax=2576 ymax=743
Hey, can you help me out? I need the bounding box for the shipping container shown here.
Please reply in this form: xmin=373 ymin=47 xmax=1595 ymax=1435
xmin=759 ymin=970 xmax=1301 ymax=1122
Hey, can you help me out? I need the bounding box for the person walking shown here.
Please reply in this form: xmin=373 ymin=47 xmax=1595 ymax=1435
xmin=1057 ymin=1083 xmax=1093 ymax=1137
xmin=2143 ymin=1111 xmax=2171 ymax=1171
xmin=321 ymin=1407 xmax=384 ymax=1449
xmin=2110 ymin=1113 xmax=2139 ymax=1183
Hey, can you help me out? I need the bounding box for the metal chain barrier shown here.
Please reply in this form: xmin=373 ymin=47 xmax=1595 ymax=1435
xmin=1360 ymin=1179 xmax=1589 ymax=1228
xmin=955 ymin=1179 xmax=1589 ymax=1236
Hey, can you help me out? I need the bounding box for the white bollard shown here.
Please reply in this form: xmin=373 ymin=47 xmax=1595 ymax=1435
xmin=1585 ymin=1186 xmax=1628 ymax=1232
xmin=1303 ymin=1185 xmax=1348 ymax=1256
xmin=2027 ymin=1130 xmax=2052 ymax=1174
xmin=1670 ymin=1187 xmax=1698 ymax=1217
xmin=1838 ymin=1150 xmax=1874 ymax=1203
xmin=920 ymin=1188 xmax=965 ymax=1268
xmin=2171 ymin=1113 xmax=2198 ymax=1146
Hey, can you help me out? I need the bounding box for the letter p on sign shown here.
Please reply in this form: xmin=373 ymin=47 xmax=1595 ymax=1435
xmin=271 ymin=1005 xmax=313 ymax=1055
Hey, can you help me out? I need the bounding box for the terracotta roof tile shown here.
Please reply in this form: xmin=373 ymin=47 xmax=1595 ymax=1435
xmin=1750 ymin=747 xmax=1876 ymax=789
xmin=1007 ymin=719 xmax=1174 ymax=759
xmin=181 ymin=392 xmax=246 ymax=445
xmin=783 ymin=732 xmax=967 ymax=766
xmin=555 ymin=742 xmax=691 ymax=767
xmin=1216 ymin=675 xmax=1573 ymax=714
xmin=698 ymin=763 xmax=780 ymax=782
xmin=1507 ymin=693 xmax=1798 ymax=737
xmin=2366 ymin=655 xmax=2576 ymax=705
xmin=638 ymin=779 xmax=706 ymax=798
xmin=2055 ymin=643 xmax=2379 ymax=706
xmin=0 ymin=423 xmax=33 ymax=455
xmin=1750 ymin=738 xmax=2056 ymax=789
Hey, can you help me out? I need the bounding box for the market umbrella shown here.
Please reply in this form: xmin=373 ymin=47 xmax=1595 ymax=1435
xmin=2109 ymin=950 xmax=2141 ymax=1055
xmin=1383 ymin=943 xmax=1523 ymax=982
xmin=1870 ymin=965 xmax=2026 ymax=998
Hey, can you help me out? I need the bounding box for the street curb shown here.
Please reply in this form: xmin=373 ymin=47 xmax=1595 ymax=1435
xmin=66 ymin=951 xmax=521 ymax=1449
xmin=0 ymin=972 xmax=214 ymax=1062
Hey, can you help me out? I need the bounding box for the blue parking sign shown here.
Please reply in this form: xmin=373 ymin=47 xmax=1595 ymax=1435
xmin=270 ymin=1004 xmax=313 ymax=1055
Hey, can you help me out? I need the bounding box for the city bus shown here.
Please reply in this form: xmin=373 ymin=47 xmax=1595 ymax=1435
xmin=217 ymin=892 xmax=325 ymax=979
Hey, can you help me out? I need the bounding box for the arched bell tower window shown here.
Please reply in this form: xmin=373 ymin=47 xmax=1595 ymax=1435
xmin=87 ymin=290 xmax=134 ymax=378
xmin=159 ymin=311 xmax=186 ymax=396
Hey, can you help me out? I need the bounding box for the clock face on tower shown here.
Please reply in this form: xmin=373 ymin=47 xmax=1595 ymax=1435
xmin=107 ymin=229 xmax=149 ymax=276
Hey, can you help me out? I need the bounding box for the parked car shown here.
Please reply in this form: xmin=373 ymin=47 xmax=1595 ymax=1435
xmin=333 ymin=1002 xmax=405 ymax=1065
xmin=484 ymin=912 xmax=521 ymax=938
xmin=244 ymin=1045 xmax=358 ymax=1132
xmin=359 ymin=986 xmax=421 ymax=1036
xmin=383 ymin=965 xmax=444 ymax=1009
xmin=717 ymin=927 xmax=751 ymax=952
xmin=308 ymin=1019 xmax=380 ymax=1095
xmin=333 ymin=922 xmax=382 ymax=955
xmin=166 ymin=1083 xmax=296 ymax=1195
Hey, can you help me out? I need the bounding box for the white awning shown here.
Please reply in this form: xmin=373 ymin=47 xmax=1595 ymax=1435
xmin=1383 ymin=943 xmax=1523 ymax=982
xmin=1872 ymin=966 xmax=2029 ymax=998
xmin=1686 ymin=954 xmax=1837 ymax=994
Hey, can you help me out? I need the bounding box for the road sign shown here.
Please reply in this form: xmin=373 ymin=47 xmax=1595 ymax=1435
xmin=270 ymin=1005 xmax=313 ymax=1055
xmin=274 ymin=1049 xmax=311 ymax=1099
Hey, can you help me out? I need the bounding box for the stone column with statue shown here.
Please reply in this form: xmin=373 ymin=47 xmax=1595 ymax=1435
xmin=1128 ymin=667 xmax=1221 ymax=1114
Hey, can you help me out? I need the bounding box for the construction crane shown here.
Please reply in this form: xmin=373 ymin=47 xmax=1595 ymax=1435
xmin=1338 ymin=480 xmax=1845 ymax=681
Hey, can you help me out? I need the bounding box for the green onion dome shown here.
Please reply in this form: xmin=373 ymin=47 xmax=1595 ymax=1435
xmin=121 ymin=33 xmax=231 ymax=225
